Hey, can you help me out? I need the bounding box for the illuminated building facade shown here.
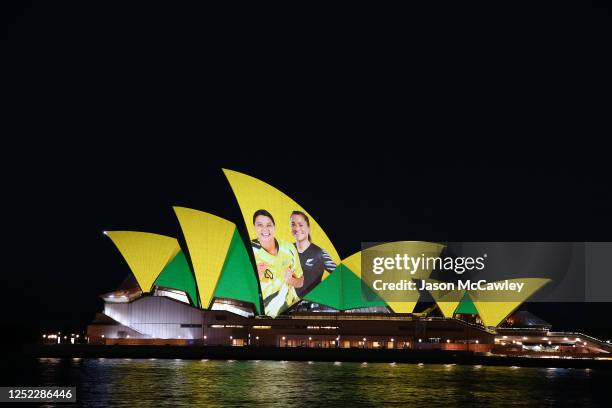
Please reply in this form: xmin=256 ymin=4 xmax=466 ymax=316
xmin=87 ymin=170 xmax=612 ymax=357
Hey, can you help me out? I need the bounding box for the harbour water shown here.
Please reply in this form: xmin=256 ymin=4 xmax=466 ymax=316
xmin=5 ymin=357 xmax=612 ymax=407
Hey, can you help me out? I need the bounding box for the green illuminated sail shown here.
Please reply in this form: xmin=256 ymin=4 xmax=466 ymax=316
xmin=213 ymin=228 xmax=262 ymax=314
xmin=155 ymin=250 xmax=199 ymax=307
xmin=304 ymin=264 xmax=386 ymax=310
xmin=454 ymin=292 xmax=479 ymax=315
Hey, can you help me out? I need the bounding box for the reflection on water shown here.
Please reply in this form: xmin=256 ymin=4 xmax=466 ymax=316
xmin=11 ymin=358 xmax=612 ymax=407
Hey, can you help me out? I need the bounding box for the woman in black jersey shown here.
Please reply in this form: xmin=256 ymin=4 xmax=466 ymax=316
xmin=290 ymin=210 xmax=337 ymax=298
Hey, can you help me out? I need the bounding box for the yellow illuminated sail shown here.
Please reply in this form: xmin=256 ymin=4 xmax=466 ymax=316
xmin=424 ymin=280 xmax=464 ymax=318
xmin=173 ymin=207 xmax=235 ymax=309
xmin=104 ymin=231 xmax=180 ymax=292
xmin=469 ymin=278 xmax=551 ymax=327
xmin=361 ymin=241 xmax=445 ymax=313
xmin=223 ymin=168 xmax=340 ymax=269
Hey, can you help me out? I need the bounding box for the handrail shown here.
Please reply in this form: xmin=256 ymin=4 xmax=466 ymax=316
xmin=547 ymin=331 xmax=611 ymax=347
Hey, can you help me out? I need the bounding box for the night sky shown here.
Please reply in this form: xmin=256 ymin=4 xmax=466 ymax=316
xmin=4 ymin=3 xmax=611 ymax=345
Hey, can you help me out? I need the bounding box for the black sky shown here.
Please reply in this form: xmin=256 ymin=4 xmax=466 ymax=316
xmin=3 ymin=2 xmax=612 ymax=344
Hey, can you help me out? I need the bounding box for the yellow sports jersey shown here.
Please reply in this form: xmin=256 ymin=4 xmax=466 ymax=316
xmin=251 ymin=238 xmax=303 ymax=317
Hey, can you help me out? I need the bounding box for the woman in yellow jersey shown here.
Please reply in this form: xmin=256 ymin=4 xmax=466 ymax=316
xmin=252 ymin=209 xmax=304 ymax=317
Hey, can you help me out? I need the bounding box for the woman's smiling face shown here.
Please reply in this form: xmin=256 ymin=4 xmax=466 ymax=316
xmin=290 ymin=213 xmax=309 ymax=242
xmin=254 ymin=215 xmax=275 ymax=244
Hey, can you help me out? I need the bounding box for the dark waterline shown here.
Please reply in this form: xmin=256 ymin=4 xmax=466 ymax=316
xmin=3 ymin=358 xmax=611 ymax=407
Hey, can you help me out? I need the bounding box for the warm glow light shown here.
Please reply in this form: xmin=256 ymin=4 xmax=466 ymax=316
xmin=446 ymin=339 xmax=451 ymax=343
xmin=475 ymin=340 xmax=479 ymax=344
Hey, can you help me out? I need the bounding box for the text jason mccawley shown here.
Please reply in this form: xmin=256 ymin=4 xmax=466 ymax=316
xmin=370 ymin=253 xmax=526 ymax=293
xmin=371 ymin=279 xmax=526 ymax=293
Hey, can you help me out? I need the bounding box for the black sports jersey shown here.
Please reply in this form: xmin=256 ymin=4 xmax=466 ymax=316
xmin=294 ymin=243 xmax=337 ymax=298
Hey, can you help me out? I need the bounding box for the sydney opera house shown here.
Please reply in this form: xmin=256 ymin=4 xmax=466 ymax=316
xmin=86 ymin=169 xmax=612 ymax=357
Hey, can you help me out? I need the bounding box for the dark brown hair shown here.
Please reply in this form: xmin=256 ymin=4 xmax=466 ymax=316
xmin=253 ymin=209 xmax=275 ymax=225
